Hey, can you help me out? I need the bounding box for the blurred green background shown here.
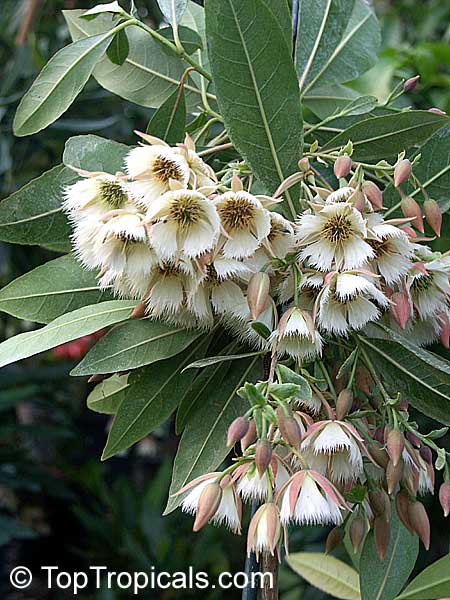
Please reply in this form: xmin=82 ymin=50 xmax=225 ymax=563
xmin=0 ymin=1 xmax=449 ymax=598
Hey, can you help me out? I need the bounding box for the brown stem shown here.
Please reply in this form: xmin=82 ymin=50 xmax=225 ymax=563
xmin=16 ymin=0 xmax=41 ymax=46
xmin=261 ymin=552 xmax=279 ymax=600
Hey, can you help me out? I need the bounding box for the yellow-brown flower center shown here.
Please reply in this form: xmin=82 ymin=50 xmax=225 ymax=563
xmin=322 ymin=214 xmax=353 ymax=243
xmin=100 ymin=181 xmax=128 ymax=209
xmin=219 ymin=197 xmax=255 ymax=230
xmin=169 ymin=194 xmax=202 ymax=229
xmin=411 ymin=274 xmax=432 ymax=293
xmin=153 ymin=155 xmax=184 ymax=183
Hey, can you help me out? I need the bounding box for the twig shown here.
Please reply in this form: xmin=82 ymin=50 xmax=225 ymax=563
xmin=15 ymin=0 xmax=41 ymax=46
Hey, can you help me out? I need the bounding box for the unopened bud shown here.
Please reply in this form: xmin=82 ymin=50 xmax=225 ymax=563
xmin=247 ymin=272 xmax=270 ymax=321
xmin=325 ymin=526 xmax=344 ymax=554
xmin=386 ymin=457 xmax=404 ymax=495
xmin=439 ymin=482 xmax=450 ymax=517
xmin=255 ymin=439 xmax=272 ymax=477
xmin=428 ymin=107 xmax=446 ymax=115
xmin=369 ymin=489 xmax=391 ymax=521
xmin=406 ymin=431 xmax=420 ymax=448
xmin=396 ymin=490 xmax=414 ymax=533
xmin=390 ymin=291 xmax=411 ymax=330
xmin=241 ymin=419 xmax=257 ymax=452
xmin=374 ymin=516 xmax=390 ymax=561
xmin=423 ymin=198 xmax=442 ymax=237
xmin=334 ymin=155 xmax=353 ymax=179
xmin=387 ymin=430 xmax=405 ymax=467
xmin=336 ymin=389 xmax=353 ymax=420
xmin=350 ymin=516 xmax=366 ymax=553
xmin=362 ymin=180 xmax=383 ymax=210
xmin=355 ymin=367 xmax=373 ymax=395
xmin=298 ymin=157 xmax=310 ymax=173
xmin=394 ymin=159 xmax=412 ymax=188
xmin=420 ymin=446 xmax=432 ymax=465
xmin=349 ymin=188 xmax=365 ymax=212
xmin=247 ymin=502 xmax=281 ymax=558
xmin=193 ymin=482 xmax=222 ymax=531
xmin=227 ymin=416 xmax=249 ymax=448
xmin=408 ymin=500 xmax=430 ymax=549
xmin=369 ymin=441 xmax=389 ymax=469
xmin=276 ymin=406 xmax=302 ymax=448
xmin=403 ymin=75 xmax=420 ymax=92
xmin=401 ymin=196 xmax=424 ymax=233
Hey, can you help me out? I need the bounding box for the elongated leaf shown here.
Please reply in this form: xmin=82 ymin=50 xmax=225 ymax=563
xmin=183 ymin=350 xmax=264 ymax=371
xmin=0 ymin=301 xmax=135 ymax=369
xmin=72 ymin=319 xmax=202 ymax=375
xmin=323 ymin=111 xmax=450 ymax=161
xmin=397 ymin=554 xmax=450 ymax=599
xmin=63 ymin=10 xmax=205 ymax=111
xmin=384 ymin=124 xmax=450 ymax=211
xmin=157 ymin=0 xmax=188 ymax=25
xmin=146 ymin=87 xmax=186 ymax=145
xmin=0 ymin=165 xmax=73 ymax=249
xmin=304 ymin=85 xmax=378 ymax=120
xmin=63 ymin=133 xmax=130 ymax=172
xmin=206 ymin=0 xmax=303 ymax=219
xmin=164 ymin=355 xmax=262 ymax=513
xmin=297 ymin=0 xmax=380 ymax=94
xmin=14 ymin=33 xmax=114 ymax=136
xmin=0 ymin=255 xmax=112 ymax=324
xmin=87 ymin=374 xmax=129 ymax=414
xmin=101 ymin=337 xmax=207 ymax=459
xmin=106 ymin=29 xmax=130 ymax=65
xmin=359 ymin=507 xmax=418 ymax=600
xmin=287 ymin=552 xmax=361 ymax=600
xmin=360 ymin=326 xmax=450 ymax=425
xmin=82 ymin=2 xmax=125 ymax=18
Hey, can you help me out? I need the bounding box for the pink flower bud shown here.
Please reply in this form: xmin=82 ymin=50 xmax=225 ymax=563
xmin=439 ymin=482 xmax=450 ymax=517
xmin=362 ymin=180 xmax=383 ymax=210
xmin=403 ymin=75 xmax=420 ymax=92
xmin=386 ymin=457 xmax=404 ymax=495
xmin=387 ymin=429 xmax=405 ymax=467
xmin=406 ymin=431 xmax=420 ymax=448
xmin=396 ymin=490 xmax=414 ymax=533
xmin=350 ymin=516 xmax=366 ymax=553
xmin=398 ymin=397 xmax=409 ymax=412
xmin=399 ymin=225 xmax=417 ymax=239
xmin=420 ymin=446 xmax=433 ymax=465
xmin=298 ymin=157 xmax=310 ymax=173
xmin=227 ymin=416 xmax=250 ymax=448
xmin=401 ymin=196 xmax=424 ymax=233
xmin=428 ymin=107 xmax=446 ymax=115
xmin=255 ymin=439 xmax=272 ymax=477
xmin=408 ymin=500 xmax=430 ymax=549
xmin=325 ymin=526 xmax=344 ymax=554
xmin=334 ymin=155 xmax=353 ymax=178
xmin=247 ymin=272 xmax=270 ymax=321
xmin=369 ymin=489 xmax=391 ymax=520
xmin=390 ymin=291 xmax=411 ymax=330
xmin=423 ymin=198 xmax=442 ymax=236
xmin=193 ymin=482 xmax=222 ymax=531
xmin=241 ymin=419 xmax=257 ymax=452
xmin=276 ymin=406 xmax=302 ymax=448
xmin=394 ymin=159 xmax=412 ymax=187
xmin=369 ymin=441 xmax=390 ymax=469
xmin=374 ymin=516 xmax=390 ymax=561
xmin=336 ymin=388 xmax=353 ymax=421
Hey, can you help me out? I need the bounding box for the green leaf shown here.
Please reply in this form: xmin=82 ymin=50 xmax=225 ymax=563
xmin=71 ymin=319 xmax=202 ymax=375
xmin=0 ymin=301 xmax=135 ymax=369
xmin=396 ymin=553 xmax=450 ymax=599
xmin=63 ymin=133 xmax=130 ymax=171
xmin=182 ymin=350 xmax=264 ymax=371
xmin=101 ymin=337 xmax=208 ymax=459
xmin=81 ymin=2 xmax=126 ymax=18
xmin=0 ymin=165 xmax=73 ymax=249
xmin=0 ymin=254 xmax=113 ymax=324
xmin=287 ymin=552 xmax=361 ymax=600
xmin=297 ymin=0 xmax=380 ymax=95
xmin=146 ymin=86 xmax=186 ymax=145
xmin=337 ymin=347 xmax=359 ymax=380
xmin=164 ymin=355 xmax=262 ymax=514
xmin=87 ymin=374 xmax=129 ymax=414
xmin=157 ymin=0 xmax=188 ymax=25
xmin=14 ymin=32 xmax=115 ymax=136
xmin=323 ymin=111 xmax=450 ymax=161
xmin=158 ymin=25 xmax=203 ymax=55
xmin=275 ymin=364 xmax=313 ymax=402
xmin=63 ymin=10 xmax=205 ymax=110
xmin=106 ymin=29 xmax=130 ymax=65
xmin=360 ymin=326 xmax=450 ymax=425
xmin=206 ymin=0 xmax=303 ymax=219
xmin=384 ymin=124 xmax=450 ymax=211
xmin=359 ymin=507 xmax=418 ymax=600
xmin=304 ymin=85 xmax=378 ymax=120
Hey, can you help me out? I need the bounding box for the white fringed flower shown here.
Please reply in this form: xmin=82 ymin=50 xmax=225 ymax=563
xmin=214 ymin=191 xmax=271 ymax=259
xmin=181 ymin=148 xmax=218 ymax=195
xmin=178 ymin=473 xmax=242 ymax=533
xmin=265 ymin=212 xmax=295 ymax=258
xmin=247 ymin=503 xmax=281 ymax=559
xmin=63 ymin=173 xmax=130 ymax=219
xmin=317 ymin=272 xmax=389 ymax=335
xmin=366 ymin=214 xmax=414 ymax=284
xmin=297 ymin=203 xmax=374 ymax=271
xmin=126 ymin=145 xmax=189 ymax=207
xmin=144 ymin=264 xmax=190 ymax=319
xmin=235 ymin=457 xmax=290 ymax=502
xmin=146 ymin=190 xmax=220 ymax=260
xmin=271 ymin=307 xmax=323 ymax=361
xmin=407 ymin=259 xmax=450 ymax=320
xmin=278 ymin=470 xmax=346 ymax=525
xmin=300 ymin=420 xmax=368 ymax=483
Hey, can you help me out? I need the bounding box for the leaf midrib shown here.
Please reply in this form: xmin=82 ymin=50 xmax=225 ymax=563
xmin=298 ymin=0 xmax=332 ymax=90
